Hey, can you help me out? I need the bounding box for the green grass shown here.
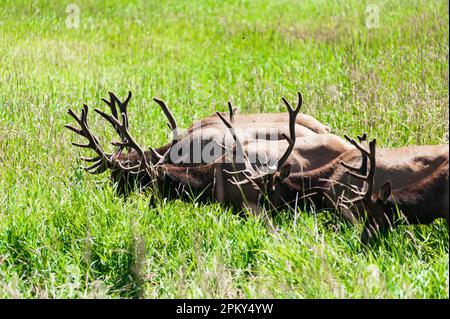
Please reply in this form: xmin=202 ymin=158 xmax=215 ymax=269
xmin=0 ymin=0 xmax=448 ymax=298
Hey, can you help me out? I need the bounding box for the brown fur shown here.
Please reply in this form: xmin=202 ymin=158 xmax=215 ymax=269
xmin=268 ymin=144 xmax=448 ymax=211
xmin=360 ymin=159 xmax=449 ymax=243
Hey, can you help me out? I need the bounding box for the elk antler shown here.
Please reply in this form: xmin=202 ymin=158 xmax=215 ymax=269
xmin=100 ymin=92 xmax=167 ymax=162
xmin=101 ymin=91 xmax=132 ymax=141
xmin=216 ymin=111 xmax=255 ymax=177
xmin=152 ymin=98 xmax=180 ymax=164
xmin=217 ymin=91 xmax=302 ymax=185
xmin=65 ymin=105 xmax=113 ymax=174
xmin=277 ymin=91 xmax=302 ymax=170
xmin=227 ymin=101 xmax=237 ymax=123
xmin=66 ymin=91 xmax=135 ymax=174
xmin=94 ymin=108 xmax=151 ymax=175
xmin=94 ymin=96 xmax=181 ymax=175
xmin=340 ymin=134 xmax=377 ymax=205
xmin=340 ymin=133 xmax=368 ymax=175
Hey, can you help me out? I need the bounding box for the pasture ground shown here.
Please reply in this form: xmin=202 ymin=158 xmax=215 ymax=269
xmin=0 ymin=0 xmax=448 ymax=298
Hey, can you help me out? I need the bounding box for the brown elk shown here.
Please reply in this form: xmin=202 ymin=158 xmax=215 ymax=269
xmin=66 ymin=91 xmax=449 ymax=243
xmin=66 ymin=92 xmax=179 ymax=195
xmin=198 ymin=103 xmax=359 ymax=212
xmin=223 ymin=123 xmax=449 ymax=241
xmin=66 ymin=91 xmax=333 ymax=195
xmin=341 ymin=138 xmax=449 ymax=243
xmin=66 ymin=90 xmax=308 ymax=214
xmin=110 ymin=93 xmax=302 ymax=212
xmin=91 ymin=92 xmax=359 ymax=216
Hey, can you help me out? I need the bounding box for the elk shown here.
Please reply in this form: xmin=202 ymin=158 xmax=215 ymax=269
xmin=66 ymin=91 xmax=334 ymax=195
xmin=114 ymin=93 xmax=302 ymax=212
xmin=66 ymin=92 xmax=175 ymax=195
xmin=341 ymin=138 xmax=449 ymax=243
xmin=66 ymin=91 xmax=306 ymax=214
xmin=224 ymin=125 xmax=449 ymax=240
xmin=210 ymin=105 xmax=362 ymax=212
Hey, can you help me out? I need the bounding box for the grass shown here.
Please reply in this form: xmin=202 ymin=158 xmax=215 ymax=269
xmin=0 ymin=0 xmax=448 ymax=298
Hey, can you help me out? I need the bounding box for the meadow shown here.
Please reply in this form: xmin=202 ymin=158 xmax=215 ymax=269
xmin=0 ymin=0 xmax=448 ymax=298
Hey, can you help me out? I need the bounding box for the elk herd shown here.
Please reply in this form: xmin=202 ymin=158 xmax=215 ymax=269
xmin=66 ymin=91 xmax=449 ymax=244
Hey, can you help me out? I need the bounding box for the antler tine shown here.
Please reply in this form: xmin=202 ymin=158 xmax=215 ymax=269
xmin=73 ymin=105 xmax=97 ymax=148
xmin=123 ymin=91 xmax=132 ymax=108
xmin=228 ymin=178 xmax=251 ymax=186
xmin=340 ymin=134 xmax=377 ymax=203
xmin=122 ymin=108 xmax=130 ymax=130
xmin=66 ymin=105 xmax=112 ymax=174
xmin=281 ymin=91 xmax=303 ymax=114
xmin=113 ymin=159 xmax=145 ymax=175
xmin=95 ymin=110 xmax=143 ymax=158
xmin=84 ymin=160 xmax=104 ymax=173
xmin=110 ymin=91 xmax=132 ymax=119
xmin=114 ymin=112 xmax=149 ymax=165
xmin=218 ymin=110 xmax=273 ymax=189
xmin=100 ymin=91 xmax=133 ymax=144
xmin=66 ymin=108 xmax=83 ymax=126
xmin=216 ymin=112 xmax=249 ymax=166
xmin=65 ymin=124 xmax=83 ymax=136
xmin=149 ymin=147 xmax=164 ymax=161
xmin=357 ymin=133 xmax=367 ymax=143
xmin=94 ymin=108 xmax=151 ymax=172
xmin=364 ymin=139 xmax=377 ymax=200
xmin=340 ymin=133 xmax=369 ymax=175
xmin=342 ymin=135 xmax=376 ymax=176
xmin=275 ymin=91 xmax=302 ymax=171
xmin=275 ymin=133 xmax=295 ymax=171
xmin=80 ymin=156 xmax=101 ymax=162
xmin=101 ymin=92 xmax=118 ymax=120
xmin=344 ymin=134 xmax=371 ymax=157
xmin=217 ymin=111 xmax=276 ymax=189
xmin=153 ymin=98 xmax=179 ymax=144
xmin=94 ymin=108 xmax=121 ymax=134
xmin=296 ymin=91 xmax=303 ymax=110
xmin=112 ymin=113 xmax=155 ymax=174
xmin=340 ymin=161 xmax=367 ymax=180
xmin=227 ymin=101 xmax=235 ymax=123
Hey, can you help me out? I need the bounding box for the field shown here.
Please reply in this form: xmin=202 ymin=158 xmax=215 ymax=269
xmin=0 ymin=0 xmax=448 ymax=298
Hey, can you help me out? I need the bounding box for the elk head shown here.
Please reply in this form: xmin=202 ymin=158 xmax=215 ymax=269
xmin=65 ymin=91 xmax=134 ymax=175
xmin=340 ymin=134 xmax=398 ymax=244
xmin=66 ymin=92 xmax=180 ymax=195
xmin=217 ymin=92 xmax=303 ymax=211
xmin=343 ymin=139 xmax=449 ymax=244
xmin=359 ymin=181 xmax=395 ymax=244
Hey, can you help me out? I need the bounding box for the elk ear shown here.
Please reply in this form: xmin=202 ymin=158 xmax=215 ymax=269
xmin=277 ymin=164 xmax=291 ymax=181
xmin=379 ymin=181 xmax=391 ymax=203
